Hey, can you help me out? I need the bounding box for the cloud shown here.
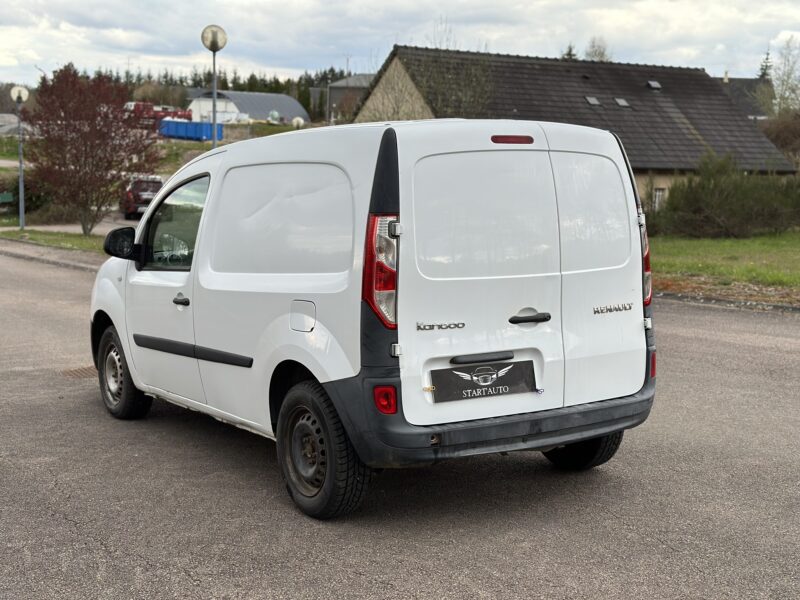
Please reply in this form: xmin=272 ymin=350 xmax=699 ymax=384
xmin=1 ymin=0 xmax=798 ymax=85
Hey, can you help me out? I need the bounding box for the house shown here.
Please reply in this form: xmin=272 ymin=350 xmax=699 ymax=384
xmin=326 ymin=74 xmax=374 ymax=122
xmin=355 ymin=46 xmax=794 ymax=209
xmin=716 ymin=74 xmax=772 ymax=121
xmin=187 ymin=89 xmax=310 ymax=124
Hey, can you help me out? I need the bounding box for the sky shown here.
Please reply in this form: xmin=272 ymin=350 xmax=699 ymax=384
xmin=2 ymin=0 xmax=799 ymax=86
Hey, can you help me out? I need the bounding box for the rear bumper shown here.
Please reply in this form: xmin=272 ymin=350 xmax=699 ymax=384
xmin=324 ymin=367 xmax=655 ymax=468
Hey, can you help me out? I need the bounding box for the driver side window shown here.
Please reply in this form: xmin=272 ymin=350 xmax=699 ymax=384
xmin=143 ymin=176 xmax=210 ymax=270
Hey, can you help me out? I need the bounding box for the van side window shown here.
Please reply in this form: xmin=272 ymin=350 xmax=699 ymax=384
xmin=143 ymin=175 xmax=210 ymax=271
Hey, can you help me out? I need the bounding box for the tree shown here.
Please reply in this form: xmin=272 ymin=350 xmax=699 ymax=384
xmin=561 ymin=43 xmax=578 ymax=60
xmin=772 ymin=36 xmax=800 ymax=115
xmin=758 ymin=49 xmax=772 ymax=79
xmin=26 ymin=64 xmax=160 ymax=234
xmin=584 ymin=36 xmax=612 ymax=62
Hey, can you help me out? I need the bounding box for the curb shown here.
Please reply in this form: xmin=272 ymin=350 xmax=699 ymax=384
xmin=655 ymin=292 xmax=800 ymax=314
xmin=0 ymin=238 xmax=103 ymax=273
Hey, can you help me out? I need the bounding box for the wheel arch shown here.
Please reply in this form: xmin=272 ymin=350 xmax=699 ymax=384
xmin=269 ymin=360 xmax=317 ymax=431
xmin=91 ymin=310 xmax=115 ymax=368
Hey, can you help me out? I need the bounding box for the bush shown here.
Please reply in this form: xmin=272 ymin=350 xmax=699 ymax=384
xmin=0 ymin=170 xmax=51 ymax=215
xmin=651 ymin=154 xmax=800 ymax=238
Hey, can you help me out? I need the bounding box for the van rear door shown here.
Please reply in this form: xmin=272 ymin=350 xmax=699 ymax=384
xmin=542 ymin=123 xmax=647 ymax=406
xmin=395 ymin=123 xmax=564 ymax=426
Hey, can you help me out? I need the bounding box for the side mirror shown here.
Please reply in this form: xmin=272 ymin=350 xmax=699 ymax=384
xmin=103 ymin=227 xmax=137 ymax=260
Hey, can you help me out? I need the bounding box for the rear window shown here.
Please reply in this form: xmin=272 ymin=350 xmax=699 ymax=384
xmin=549 ymin=152 xmax=631 ymax=272
xmin=132 ymin=180 xmax=162 ymax=193
xmin=412 ymin=151 xmax=560 ymax=279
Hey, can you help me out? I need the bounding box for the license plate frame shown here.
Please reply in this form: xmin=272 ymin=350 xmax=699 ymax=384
xmin=429 ymin=360 xmax=537 ymax=403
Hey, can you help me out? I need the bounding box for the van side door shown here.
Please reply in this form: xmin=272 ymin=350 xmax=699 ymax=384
xmin=125 ymin=174 xmax=211 ymax=403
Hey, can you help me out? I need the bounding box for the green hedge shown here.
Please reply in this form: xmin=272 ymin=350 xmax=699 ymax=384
xmin=648 ymin=154 xmax=800 ymax=238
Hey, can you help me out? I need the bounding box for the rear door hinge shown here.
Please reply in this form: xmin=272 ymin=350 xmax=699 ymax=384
xmin=389 ymin=221 xmax=403 ymax=238
xmin=390 ymin=343 xmax=402 ymax=357
xmin=644 ymin=317 xmax=653 ymax=330
xmin=638 ymin=212 xmax=647 ymax=227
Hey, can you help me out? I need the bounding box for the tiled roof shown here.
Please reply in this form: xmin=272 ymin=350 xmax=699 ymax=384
xmin=717 ymin=77 xmax=771 ymax=119
xmin=386 ymin=46 xmax=793 ymax=173
xmin=329 ymin=74 xmax=374 ymax=88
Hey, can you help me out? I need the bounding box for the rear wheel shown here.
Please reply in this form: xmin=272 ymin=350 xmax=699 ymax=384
xmin=542 ymin=431 xmax=623 ymax=471
xmin=276 ymin=381 xmax=372 ymax=519
xmin=97 ymin=327 xmax=152 ymax=419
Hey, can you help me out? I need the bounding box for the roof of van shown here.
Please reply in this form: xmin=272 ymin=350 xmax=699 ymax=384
xmin=357 ymin=46 xmax=794 ymax=174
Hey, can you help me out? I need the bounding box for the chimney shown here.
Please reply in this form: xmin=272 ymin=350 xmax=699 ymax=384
xmin=723 ymin=70 xmax=729 ymax=83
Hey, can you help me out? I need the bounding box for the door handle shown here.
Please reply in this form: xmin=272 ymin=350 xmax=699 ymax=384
xmin=509 ymin=312 xmax=550 ymax=324
xmin=172 ymin=296 xmax=190 ymax=306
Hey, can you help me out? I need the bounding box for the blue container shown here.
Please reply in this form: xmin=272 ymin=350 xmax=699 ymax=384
xmin=159 ymin=119 xmax=223 ymax=142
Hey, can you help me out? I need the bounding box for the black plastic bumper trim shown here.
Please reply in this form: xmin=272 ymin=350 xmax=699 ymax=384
xmin=323 ymin=359 xmax=656 ymax=468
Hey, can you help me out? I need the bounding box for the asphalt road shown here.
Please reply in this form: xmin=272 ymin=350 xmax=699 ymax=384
xmin=1 ymin=253 xmax=798 ymax=599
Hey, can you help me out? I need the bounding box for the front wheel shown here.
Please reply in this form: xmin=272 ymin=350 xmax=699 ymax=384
xmin=276 ymin=381 xmax=372 ymax=519
xmin=542 ymin=431 xmax=623 ymax=471
xmin=97 ymin=326 xmax=152 ymax=419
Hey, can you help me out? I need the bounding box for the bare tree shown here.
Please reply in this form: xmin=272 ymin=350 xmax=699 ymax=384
xmin=772 ymin=36 xmax=800 ymax=115
xmin=26 ymin=64 xmax=160 ymax=234
xmin=584 ymin=36 xmax=612 ymax=62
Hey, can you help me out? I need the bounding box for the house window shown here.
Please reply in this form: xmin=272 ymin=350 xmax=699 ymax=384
xmin=615 ymin=98 xmax=631 ymax=107
xmin=585 ymin=96 xmax=601 ymax=106
xmin=653 ymin=187 xmax=666 ymax=211
xmin=647 ymin=80 xmax=662 ymax=90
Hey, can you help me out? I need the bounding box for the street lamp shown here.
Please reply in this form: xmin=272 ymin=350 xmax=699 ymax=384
xmin=10 ymin=86 xmax=28 ymax=230
xmin=201 ymin=24 xmax=227 ymax=149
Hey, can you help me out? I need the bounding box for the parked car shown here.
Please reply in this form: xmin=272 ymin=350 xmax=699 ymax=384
xmin=92 ymin=120 xmax=656 ymax=519
xmin=120 ymin=176 xmax=162 ymax=220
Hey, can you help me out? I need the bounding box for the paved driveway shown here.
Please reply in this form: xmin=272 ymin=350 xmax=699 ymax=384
xmin=1 ymin=254 xmax=798 ymax=599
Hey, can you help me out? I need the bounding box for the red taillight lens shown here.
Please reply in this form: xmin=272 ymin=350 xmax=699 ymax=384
xmin=650 ymin=352 xmax=656 ymax=378
xmin=491 ymin=135 xmax=534 ymax=144
xmin=373 ymin=385 xmax=397 ymax=414
xmin=363 ymin=214 xmax=398 ymax=329
xmin=640 ymin=213 xmax=652 ymax=306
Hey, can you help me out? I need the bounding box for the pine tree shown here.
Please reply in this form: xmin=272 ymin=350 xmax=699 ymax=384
xmin=758 ymin=49 xmax=772 ymax=79
xmin=561 ymin=43 xmax=578 ymax=60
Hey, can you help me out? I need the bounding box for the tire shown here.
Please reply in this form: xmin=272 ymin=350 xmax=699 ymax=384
xmin=276 ymin=381 xmax=372 ymax=519
xmin=97 ymin=326 xmax=152 ymax=420
xmin=542 ymin=431 xmax=623 ymax=471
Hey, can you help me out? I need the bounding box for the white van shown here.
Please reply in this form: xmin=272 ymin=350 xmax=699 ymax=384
xmin=92 ymin=120 xmax=656 ymax=518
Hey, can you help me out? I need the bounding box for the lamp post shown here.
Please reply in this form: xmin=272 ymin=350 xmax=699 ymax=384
xmin=201 ymin=25 xmax=227 ymax=149
xmin=10 ymin=86 xmax=28 ymax=230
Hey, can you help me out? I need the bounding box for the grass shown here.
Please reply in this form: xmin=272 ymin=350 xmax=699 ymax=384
xmin=650 ymin=231 xmax=800 ymax=288
xmin=0 ymin=229 xmax=104 ymax=253
xmin=0 ymin=213 xmax=19 ymax=227
xmin=156 ymin=124 xmax=298 ymax=175
xmin=0 ymin=136 xmax=18 ymax=160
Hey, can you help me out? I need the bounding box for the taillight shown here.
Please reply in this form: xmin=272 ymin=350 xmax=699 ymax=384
xmin=363 ymin=214 xmax=398 ymax=328
xmin=640 ymin=212 xmax=652 ymax=306
xmin=650 ymin=352 xmax=657 ymax=378
xmin=373 ymin=385 xmax=397 ymax=414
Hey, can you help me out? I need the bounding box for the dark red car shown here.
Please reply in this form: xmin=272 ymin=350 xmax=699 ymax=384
xmin=120 ymin=176 xmax=163 ymax=220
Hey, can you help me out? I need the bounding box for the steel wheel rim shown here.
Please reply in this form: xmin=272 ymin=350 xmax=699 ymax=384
xmin=284 ymin=407 xmax=327 ymax=497
xmin=104 ymin=344 xmax=124 ymax=406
